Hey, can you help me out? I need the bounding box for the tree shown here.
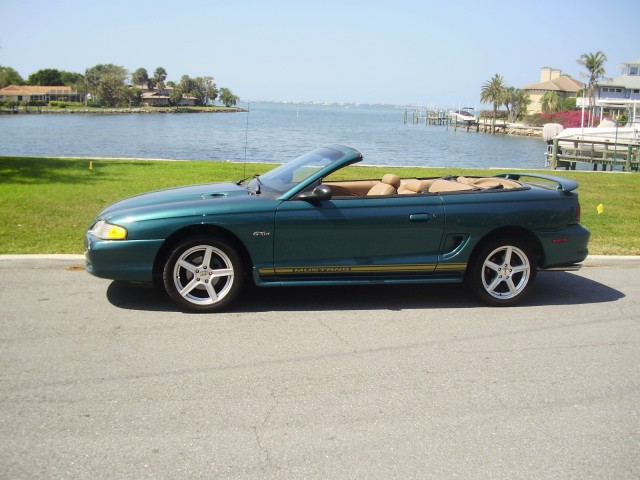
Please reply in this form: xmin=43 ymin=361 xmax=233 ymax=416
xmin=577 ymin=51 xmax=607 ymax=126
xmin=563 ymin=97 xmax=577 ymax=111
xmin=197 ymin=76 xmax=218 ymax=105
xmin=131 ymin=68 xmax=149 ymax=87
xmin=0 ymin=66 xmax=25 ymax=88
xmin=153 ymin=67 xmax=167 ymax=90
xmin=219 ymin=87 xmax=239 ymax=107
xmin=84 ymin=64 xmax=129 ymax=106
xmin=60 ymin=71 xmax=84 ymax=89
xmin=28 ymin=68 xmax=64 ymax=85
xmin=98 ymin=77 xmax=129 ymax=107
xmin=512 ymin=89 xmax=530 ymax=122
xmin=180 ymin=75 xmax=218 ymax=106
xmin=169 ymin=86 xmax=184 ymax=106
xmin=27 ymin=68 xmax=84 ymax=88
xmin=127 ymin=87 xmax=143 ymax=107
xmin=501 ymin=87 xmax=530 ymax=123
xmin=480 ymin=74 xmax=505 ymax=133
xmin=178 ymin=75 xmax=196 ymax=95
xmin=541 ymin=91 xmax=563 ymax=114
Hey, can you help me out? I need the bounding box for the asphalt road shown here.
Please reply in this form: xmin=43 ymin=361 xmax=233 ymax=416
xmin=0 ymin=255 xmax=638 ymax=480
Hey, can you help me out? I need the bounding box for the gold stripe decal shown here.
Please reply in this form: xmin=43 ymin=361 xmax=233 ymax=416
xmin=259 ymin=263 xmax=467 ymax=276
xmin=434 ymin=263 xmax=467 ymax=271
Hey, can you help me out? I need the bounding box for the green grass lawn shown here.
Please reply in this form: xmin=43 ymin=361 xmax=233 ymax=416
xmin=1 ymin=156 xmax=638 ymax=255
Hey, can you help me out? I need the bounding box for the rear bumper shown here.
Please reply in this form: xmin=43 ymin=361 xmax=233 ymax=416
xmin=538 ymin=224 xmax=590 ymax=269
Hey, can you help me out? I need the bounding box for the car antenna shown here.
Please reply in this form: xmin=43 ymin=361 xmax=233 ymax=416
xmin=243 ymin=100 xmax=250 ymax=179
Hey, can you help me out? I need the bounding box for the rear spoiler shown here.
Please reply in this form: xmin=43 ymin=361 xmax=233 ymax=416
xmin=495 ymin=174 xmax=579 ymax=193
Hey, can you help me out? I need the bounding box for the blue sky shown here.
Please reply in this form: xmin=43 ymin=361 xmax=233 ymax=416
xmin=1 ymin=0 xmax=638 ymax=106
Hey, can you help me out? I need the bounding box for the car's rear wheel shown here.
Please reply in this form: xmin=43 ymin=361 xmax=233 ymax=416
xmin=467 ymin=237 xmax=536 ymax=306
xmin=162 ymin=236 xmax=243 ymax=312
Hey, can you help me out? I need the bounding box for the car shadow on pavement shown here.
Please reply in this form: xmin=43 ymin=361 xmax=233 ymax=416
xmin=106 ymin=271 xmax=624 ymax=313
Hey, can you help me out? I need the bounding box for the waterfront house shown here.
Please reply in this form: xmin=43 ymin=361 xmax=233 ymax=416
xmin=595 ymin=58 xmax=640 ymax=121
xmin=140 ymin=85 xmax=196 ymax=107
xmin=572 ymin=59 xmax=640 ymax=123
xmin=523 ymin=68 xmax=584 ymax=114
xmin=0 ymin=85 xmax=85 ymax=103
xmin=597 ymin=59 xmax=640 ymax=101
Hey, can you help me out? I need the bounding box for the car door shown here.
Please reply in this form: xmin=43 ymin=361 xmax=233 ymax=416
xmin=271 ymin=194 xmax=445 ymax=281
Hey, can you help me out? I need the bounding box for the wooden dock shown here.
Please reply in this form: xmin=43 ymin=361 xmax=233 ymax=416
xmin=403 ymin=108 xmax=449 ymax=125
xmin=546 ymin=137 xmax=640 ymax=171
xmin=404 ymin=108 xmax=512 ymax=132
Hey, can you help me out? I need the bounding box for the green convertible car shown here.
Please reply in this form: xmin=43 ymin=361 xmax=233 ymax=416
xmin=85 ymin=145 xmax=590 ymax=312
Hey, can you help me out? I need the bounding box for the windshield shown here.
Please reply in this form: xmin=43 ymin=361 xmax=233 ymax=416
xmin=247 ymin=146 xmax=349 ymax=195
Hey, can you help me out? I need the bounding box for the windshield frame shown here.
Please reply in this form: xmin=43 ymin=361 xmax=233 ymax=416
xmin=246 ymin=145 xmax=362 ymax=199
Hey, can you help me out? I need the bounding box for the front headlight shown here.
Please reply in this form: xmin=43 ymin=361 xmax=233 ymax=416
xmin=91 ymin=220 xmax=128 ymax=240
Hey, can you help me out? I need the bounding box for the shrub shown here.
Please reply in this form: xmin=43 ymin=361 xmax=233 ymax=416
xmin=524 ymin=110 xmax=594 ymax=128
xmin=563 ymin=97 xmax=577 ymax=111
xmin=48 ymin=101 xmax=84 ymax=108
xmin=479 ymin=109 xmax=508 ymax=119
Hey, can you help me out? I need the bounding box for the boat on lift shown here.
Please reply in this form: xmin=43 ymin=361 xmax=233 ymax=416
xmin=555 ymin=118 xmax=640 ymax=146
xmin=449 ymin=107 xmax=477 ymax=126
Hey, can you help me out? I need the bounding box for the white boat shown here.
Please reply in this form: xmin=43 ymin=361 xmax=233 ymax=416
xmin=450 ymin=108 xmax=477 ymax=126
xmin=555 ymin=99 xmax=640 ymax=146
xmin=546 ymin=119 xmax=640 ymax=170
xmin=555 ymin=121 xmax=640 ymax=146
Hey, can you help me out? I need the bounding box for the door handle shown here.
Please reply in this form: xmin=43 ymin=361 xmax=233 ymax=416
xmin=409 ymin=213 xmax=431 ymax=222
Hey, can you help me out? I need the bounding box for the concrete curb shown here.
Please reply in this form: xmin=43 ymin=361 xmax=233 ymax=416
xmin=0 ymin=254 xmax=85 ymax=260
xmin=582 ymin=255 xmax=640 ymax=267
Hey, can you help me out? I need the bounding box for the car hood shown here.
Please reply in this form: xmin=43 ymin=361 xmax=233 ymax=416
xmin=98 ymin=182 xmax=251 ymax=218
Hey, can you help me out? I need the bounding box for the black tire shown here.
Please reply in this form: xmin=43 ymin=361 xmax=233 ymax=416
xmin=162 ymin=235 xmax=243 ymax=312
xmin=466 ymin=237 xmax=537 ymax=307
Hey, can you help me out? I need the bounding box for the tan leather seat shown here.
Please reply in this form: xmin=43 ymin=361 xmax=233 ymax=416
xmin=367 ymin=174 xmax=401 ymax=196
xmin=472 ymin=177 xmax=521 ymax=189
xmin=428 ymin=178 xmax=476 ymax=193
xmin=457 ymin=176 xmax=521 ymax=189
xmin=398 ymin=179 xmax=433 ymax=194
xmin=456 ymin=176 xmax=477 ymax=186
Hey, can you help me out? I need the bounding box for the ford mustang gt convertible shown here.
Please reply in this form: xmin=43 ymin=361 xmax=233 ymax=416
xmin=86 ymin=145 xmax=590 ymax=312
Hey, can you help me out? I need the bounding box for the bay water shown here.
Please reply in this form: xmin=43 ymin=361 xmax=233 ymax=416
xmin=0 ymin=102 xmax=548 ymax=169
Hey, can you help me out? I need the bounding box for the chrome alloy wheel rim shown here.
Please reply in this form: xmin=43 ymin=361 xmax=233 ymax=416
xmin=481 ymin=245 xmax=531 ymax=300
xmin=172 ymin=245 xmax=235 ymax=305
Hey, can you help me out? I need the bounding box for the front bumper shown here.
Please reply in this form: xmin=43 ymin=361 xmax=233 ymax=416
xmin=85 ymin=233 xmax=164 ymax=282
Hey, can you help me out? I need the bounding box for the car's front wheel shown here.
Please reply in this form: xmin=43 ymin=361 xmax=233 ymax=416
xmin=162 ymin=236 xmax=243 ymax=312
xmin=467 ymin=238 xmax=537 ymax=306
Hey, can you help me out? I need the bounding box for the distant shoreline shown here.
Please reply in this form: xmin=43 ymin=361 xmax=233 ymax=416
xmin=0 ymin=106 xmax=246 ymax=115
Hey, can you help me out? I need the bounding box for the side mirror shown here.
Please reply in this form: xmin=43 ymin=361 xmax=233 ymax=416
xmin=298 ymin=185 xmax=332 ymax=202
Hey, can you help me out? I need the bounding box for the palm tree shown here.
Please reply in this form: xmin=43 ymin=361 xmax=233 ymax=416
xmin=577 ymin=51 xmax=607 ymax=126
xmin=131 ymin=68 xmax=149 ymax=88
xmin=153 ymin=67 xmax=167 ymax=91
xmin=501 ymin=86 xmax=516 ymax=122
xmin=502 ymin=87 xmax=531 ymax=123
xmin=513 ymin=89 xmax=530 ymax=122
xmin=541 ymin=91 xmax=562 ymax=114
xmin=480 ymin=74 xmax=505 ymax=133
